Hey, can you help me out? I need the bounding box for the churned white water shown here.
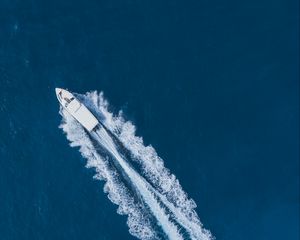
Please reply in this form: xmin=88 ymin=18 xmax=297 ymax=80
xmin=59 ymin=91 xmax=213 ymax=240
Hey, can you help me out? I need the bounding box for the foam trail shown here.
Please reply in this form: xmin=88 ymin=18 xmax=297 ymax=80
xmin=59 ymin=91 xmax=213 ymax=240
xmin=94 ymin=128 xmax=208 ymax=240
xmin=60 ymin=112 xmax=157 ymax=239
xmin=93 ymin=127 xmax=182 ymax=240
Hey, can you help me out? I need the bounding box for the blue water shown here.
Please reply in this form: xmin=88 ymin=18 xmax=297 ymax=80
xmin=0 ymin=0 xmax=299 ymax=239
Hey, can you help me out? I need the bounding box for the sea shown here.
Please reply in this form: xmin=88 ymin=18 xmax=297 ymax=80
xmin=0 ymin=0 xmax=299 ymax=239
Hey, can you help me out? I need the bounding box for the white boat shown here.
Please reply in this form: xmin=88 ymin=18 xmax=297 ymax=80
xmin=55 ymin=88 xmax=99 ymax=132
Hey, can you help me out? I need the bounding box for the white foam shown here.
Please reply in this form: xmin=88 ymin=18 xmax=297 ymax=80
xmin=60 ymin=111 xmax=155 ymax=239
xmin=93 ymin=127 xmax=183 ymax=240
xmin=59 ymin=91 xmax=213 ymax=240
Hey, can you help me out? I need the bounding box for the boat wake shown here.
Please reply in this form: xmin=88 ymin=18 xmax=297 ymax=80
xmin=59 ymin=91 xmax=213 ymax=240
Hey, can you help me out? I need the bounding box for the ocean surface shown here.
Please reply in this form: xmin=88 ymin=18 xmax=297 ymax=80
xmin=0 ymin=0 xmax=299 ymax=239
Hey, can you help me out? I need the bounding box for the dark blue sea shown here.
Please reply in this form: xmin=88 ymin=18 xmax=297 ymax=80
xmin=0 ymin=0 xmax=299 ymax=239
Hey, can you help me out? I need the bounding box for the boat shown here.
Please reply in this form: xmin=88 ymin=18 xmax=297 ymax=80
xmin=55 ymin=88 xmax=99 ymax=131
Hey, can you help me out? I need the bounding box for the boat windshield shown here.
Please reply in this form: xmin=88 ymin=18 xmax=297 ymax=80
xmin=64 ymin=97 xmax=71 ymax=103
xmin=64 ymin=97 xmax=75 ymax=107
